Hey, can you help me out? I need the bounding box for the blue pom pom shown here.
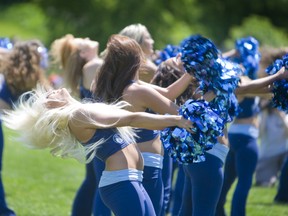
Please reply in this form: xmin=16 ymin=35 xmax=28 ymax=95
xmin=160 ymin=99 xmax=225 ymax=164
xmin=0 ymin=37 xmax=13 ymax=50
xmin=232 ymin=36 xmax=261 ymax=80
xmin=179 ymin=34 xmax=242 ymax=123
xmin=266 ymin=54 xmax=288 ymax=112
xmin=154 ymin=44 xmax=181 ymax=65
xmin=180 ymin=34 xmax=219 ymax=78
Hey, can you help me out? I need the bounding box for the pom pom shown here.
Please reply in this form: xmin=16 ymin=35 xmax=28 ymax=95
xmin=0 ymin=37 xmax=13 ymax=49
xmin=180 ymin=34 xmax=219 ymax=79
xmin=154 ymin=44 xmax=181 ymax=65
xmin=211 ymin=58 xmax=242 ymax=95
xmin=209 ymin=93 xmax=241 ymax=124
xmin=180 ymin=35 xmax=241 ymax=95
xmin=160 ymin=99 xmax=225 ymax=164
xmin=266 ymin=54 xmax=288 ymax=111
xmin=180 ymin=34 xmax=242 ymax=123
xmin=232 ymin=36 xmax=261 ymax=80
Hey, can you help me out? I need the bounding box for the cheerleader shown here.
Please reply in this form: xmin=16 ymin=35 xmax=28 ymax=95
xmin=92 ymin=34 xmax=215 ymax=215
xmin=216 ymin=38 xmax=288 ymax=216
xmin=49 ymin=34 xmax=109 ymax=216
xmin=2 ymin=85 xmax=196 ymax=216
xmin=0 ymin=38 xmax=49 ymax=216
xmin=118 ymin=23 xmax=158 ymax=83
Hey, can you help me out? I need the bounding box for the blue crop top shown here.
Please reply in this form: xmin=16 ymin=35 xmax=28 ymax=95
xmin=134 ymin=128 xmax=159 ymax=143
xmin=134 ymin=108 xmax=160 ymax=143
xmin=83 ymin=128 xmax=130 ymax=162
xmin=237 ymin=97 xmax=260 ymax=119
xmin=79 ymin=85 xmax=93 ymax=100
xmin=0 ymin=76 xmax=17 ymax=107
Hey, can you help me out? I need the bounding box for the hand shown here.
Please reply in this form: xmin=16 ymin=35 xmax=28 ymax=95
xmin=177 ymin=116 xmax=195 ymax=133
xmin=276 ymin=67 xmax=287 ymax=80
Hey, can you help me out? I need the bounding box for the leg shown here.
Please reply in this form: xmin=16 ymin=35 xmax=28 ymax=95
xmin=99 ymin=181 xmax=156 ymax=216
xmin=274 ymin=157 xmax=288 ymax=203
xmin=71 ymin=161 xmax=96 ymax=216
xmin=161 ymin=150 xmax=173 ymax=215
xmin=142 ymin=166 xmax=164 ymax=216
xmin=0 ymin=122 xmax=15 ymax=216
xmin=178 ymin=169 xmax=192 ymax=216
xmin=171 ymin=164 xmax=185 ymax=216
xmin=216 ymin=149 xmax=237 ymax=216
xmin=185 ymin=153 xmax=224 ymax=216
xmin=231 ymin=134 xmax=258 ymax=216
xmin=93 ymin=157 xmax=111 ymax=216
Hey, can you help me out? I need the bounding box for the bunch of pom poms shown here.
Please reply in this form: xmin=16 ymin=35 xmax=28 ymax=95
xmin=160 ymin=99 xmax=225 ymax=164
xmin=180 ymin=34 xmax=219 ymax=82
xmin=154 ymin=44 xmax=181 ymax=65
xmin=180 ymin=34 xmax=242 ymax=96
xmin=231 ymin=36 xmax=261 ymax=80
xmin=180 ymin=34 xmax=242 ymax=123
xmin=266 ymin=54 xmax=288 ymax=112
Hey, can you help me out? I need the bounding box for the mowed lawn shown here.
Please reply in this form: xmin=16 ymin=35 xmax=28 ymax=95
xmin=2 ymin=127 xmax=84 ymax=216
xmin=2 ymin=127 xmax=288 ymax=216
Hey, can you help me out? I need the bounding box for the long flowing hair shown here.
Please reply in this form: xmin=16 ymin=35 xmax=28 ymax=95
xmin=50 ymin=34 xmax=86 ymax=94
xmin=93 ymin=34 xmax=144 ymax=103
xmin=2 ymin=85 xmax=136 ymax=163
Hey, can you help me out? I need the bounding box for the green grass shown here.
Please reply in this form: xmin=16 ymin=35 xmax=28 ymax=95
xmin=223 ymin=183 xmax=288 ymax=216
xmin=2 ymin=127 xmax=288 ymax=216
xmin=3 ymin=127 xmax=84 ymax=216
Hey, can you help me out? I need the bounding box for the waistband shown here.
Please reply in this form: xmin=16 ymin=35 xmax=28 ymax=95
xmin=228 ymin=123 xmax=259 ymax=138
xmin=206 ymin=143 xmax=229 ymax=163
xmin=99 ymin=169 xmax=143 ymax=188
xmin=142 ymin=152 xmax=164 ymax=169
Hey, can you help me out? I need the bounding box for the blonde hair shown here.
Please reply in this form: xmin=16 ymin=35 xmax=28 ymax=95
xmin=119 ymin=23 xmax=148 ymax=46
xmin=99 ymin=24 xmax=148 ymax=58
xmin=2 ymin=85 xmax=136 ymax=163
xmin=50 ymin=34 xmax=85 ymax=94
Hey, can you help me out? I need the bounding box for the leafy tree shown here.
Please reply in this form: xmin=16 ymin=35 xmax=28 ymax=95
xmin=0 ymin=3 xmax=48 ymax=43
xmin=223 ymin=15 xmax=288 ymax=50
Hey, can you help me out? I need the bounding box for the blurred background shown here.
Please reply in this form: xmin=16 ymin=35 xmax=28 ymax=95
xmin=1 ymin=0 xmax=288 ymax=52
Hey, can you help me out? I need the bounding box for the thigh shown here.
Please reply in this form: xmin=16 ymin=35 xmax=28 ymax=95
xmin=99 ymin=180 xmax=156 ymax=216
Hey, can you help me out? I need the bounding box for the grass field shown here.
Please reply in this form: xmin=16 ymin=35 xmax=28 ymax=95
xmin=2 ymin=127 xmax=288 ymax=216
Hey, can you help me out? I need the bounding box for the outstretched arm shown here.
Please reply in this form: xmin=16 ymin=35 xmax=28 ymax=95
xmin=235 ymin=67 xmax=288 ymax=95
xmin=69 ymin=104 xmax=192 ymax=134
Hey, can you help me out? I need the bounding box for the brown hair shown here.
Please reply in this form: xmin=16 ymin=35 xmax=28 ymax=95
xmin=93 ymin=34 xmax=144 ymax=103
xmin=151 ymin=60 xmax=197 ymax=105
xmin=1 ymin=40 xmax=48 ymax=98
xmin=260 ymin=46 xmax=288 ymax=69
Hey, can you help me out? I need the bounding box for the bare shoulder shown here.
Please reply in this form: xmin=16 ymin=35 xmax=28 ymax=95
xmin=68 ymin=107 xmax=96 ymax=143
xmin=123 ymin=83 xmax=154 ymax=111
xmin=125 ymin=82 xmax=156 ymax=99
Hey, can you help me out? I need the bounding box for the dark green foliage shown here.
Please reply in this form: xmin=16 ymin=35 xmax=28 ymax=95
xmin=1 ymin=0 xmax=288 ymax=53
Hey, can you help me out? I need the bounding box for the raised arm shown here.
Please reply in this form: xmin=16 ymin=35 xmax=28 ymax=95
xmin=138 ymin=73 xmax=194 ymax=101
xmin=235 ymin=67 xmax=288 ymax=95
